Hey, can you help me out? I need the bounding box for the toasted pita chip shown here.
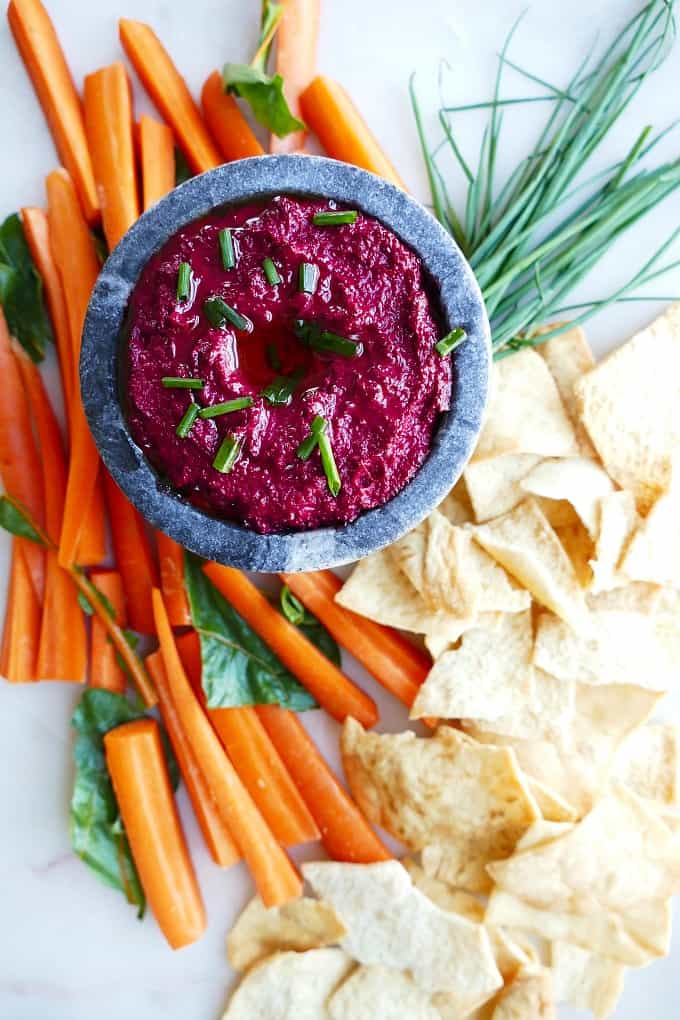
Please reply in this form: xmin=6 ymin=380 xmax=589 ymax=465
xmin=614 ymin=722 xmax=679 ymax=807
xmin=410 ymin=612 xmax=534 ymax=724
xmin=473 ymin=350 xmax=578 ymax=461
xmin=487 ymin=783 xmax=680 ymax=916
xmin=302 ymin=860 xmax=502 ymax=1014
xmin=222 ymin=948 xmax=352 ymax=1020
xmin=526 ymin=777 xmax=579 ymax=823
xmin=341 ymin=721 xmax=539 ymax=893
xmin=551 ymin=941 xmax=625 ymax=1020
xmin=464 ymin=668 xmax=575 ymax=744
xmin=587 ymin=582 xmax=661 ymax=615
xmin=533 ymin=610 xmax=678 ymax=690
xmin=389 ymin=513 xmax=474 ymax=616
xmin=227 ymin=896 xmax=347 ymax=972
xmin=438 ymin=477 xmax=474 ymax=525
xmin=472 ymin=499 xmax=590 ymax=632
xmin=574 ymin=303 xmax=680 ymax=510
xmin=485 ymin=890 xmax=669 ymax=966
xmin=464 ymin=453 xmax=542 ymax=521
xmin=490 ymin=968 xmax=555 ymax=1020
xmin=328 ymin=966 xmax=440 ymax=1020
xmin=621 ymin=483 xmax=680 ymax=587
xmin=589 ymin=490 xmax=640 ymax=592
xmin=538 ymin=325 xmax=597 ymax=457
xmin=520 ymin=457 xmax=614 ymax=538
xmin=555 ymin=520 xmax=594 ymax=588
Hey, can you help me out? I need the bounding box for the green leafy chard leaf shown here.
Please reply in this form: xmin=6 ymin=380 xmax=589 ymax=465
xmin=223 ymin=65 xmax=305 ymax=138
xmin=70 ymin=689 xmax=180 ymax=917
xmin=279 ymin=585 xmax=341 ymax=667
xmin=0 ymin=495 xmax=48 ymax=545
xmin=0 ymin=213 xmax=52 ymax=362
xmin=184 ymin=551 xmax=317 ymax=711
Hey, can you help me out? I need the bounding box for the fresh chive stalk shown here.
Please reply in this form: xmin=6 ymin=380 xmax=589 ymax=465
xmin=176 ymin=262 xmax=192 ymax=301
xmin=213 ymin=433 xmax=243 ymax=473
xmin=176 ymin=402 xmax=200 ymax=438
xmin=162 ymin=376 xmax=204 ymax=389
xmin=199 ymin=397 xmax=254 ymax=419
xmin=435 ymin=327 xmax=467 ymax=356
xmin=294 ymin=319 xmax=362 ymax=358
xmin=280 ymin=584 xmax=310 ymax=625
xmin=317 ymin=428 xmax=341 ymax=497
xmin=219 ymin=227 xmax=236 ymax=270
xmin=262 ymin=256 xmax=282 ymax=285
xmin=298 ymin=262 xmax=320 ymax=294
xmin=297 ymin=415 xmax=327 ymax=460
xmin=312 ymin=210 xmax=359 ymax=226
xmin=262 ymin=367 xmax=305 ymax=405
xmin=204 ymin=296 xmax=251 ymax=331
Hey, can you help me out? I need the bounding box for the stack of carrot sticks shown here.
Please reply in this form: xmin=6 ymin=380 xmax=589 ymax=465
xmin=2 ymin=0 xmax=417 ymax=949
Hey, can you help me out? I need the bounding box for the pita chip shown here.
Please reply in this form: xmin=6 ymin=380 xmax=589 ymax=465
xmin=614 ymin=722 xmax=679 ymax=807
xmin=551 ymin=941 xmax=625 ymax=1020
xmin=589 ymin=490 xmax=640 ymax=592
xmin=328 ymin=966 xmax=440 ymax=1020
xmin=621 ymin=483 xmax=680 ymax=587
xmin=227 ymin=896 xmax=347 ymax=972
xmin=463 ymin=668 xmax=575 ymax=744
xmin=538 ymin=324 xmax=597 ymax=457
xmin=520 ymin=457 xmax=614 ymax=537
xmin=490 ymin=968 xmax=555 ymax=1020
xmin=464 ymin=453 xmax=542 ymax=521
xmin=438 ymin=477 xmax=474 ymax=525
xmin=222 ymin=948 xmax=352 ymax=1020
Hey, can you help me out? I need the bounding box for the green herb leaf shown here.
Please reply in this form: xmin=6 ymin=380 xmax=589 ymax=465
xmin=77 ymin=586 xmax=116 ymax=620
xmin=176 ymin=402 xmax=200 ymax=438
xmin=223 ymin=65 xmax=305 ymax=139
xmin=0 ymin=495 xmax=48 ymax=546
xmin=176 ymin=262 xmax=192 ymax=302
xmin=293 ymin=319 xmax=361 ymax=358
xmin=204 ymin=295 xmax=251 ymax=331
xmin=174 ymin=146 xmax=192 ymax=186
xmin=279 ymin=584 xmax=308 ymax=625
xmin=279 ymin=585 xmax=341 ymax=666
xmin=435 ymin=327 xmax=467 ymax=356
xmin=0 ymin=213 xmax=52 ymax=362
xmin=298 ymin=261 xmax=320 ymax=294
xmin=199 ymin=396 xmax=254 ymax=419
xmin=262 ymin=256 xmax=282 ymax=286
xmin=212 ymin=433 xmax=243 ymax=474
xmin=219 ymin=227 xmax=236 ymax=270
xmin=162 ymin=375 xmax=203 ymax=389
xmin=312 ymin=210 xmax=359 ymax=226
xmin=318 ymin=429 xmax=342 ymax=497
xmin=296 ymin=415 xmax=327 ymax=460
xmin=262 ymin=367 xmax=305 ymax=405
xmin=184 ymin=551 xmax=317 ymax=711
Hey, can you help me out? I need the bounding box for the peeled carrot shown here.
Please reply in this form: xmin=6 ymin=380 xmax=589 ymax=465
xmin=281 ymin=570 xmax=430 ymax=709
xmin=89 ymin=570 xmax=126 ymax=693
xmin=84 ymin=63 xmax=140 ymax=250
xmin=203 ymin=562 xmax=378 ymax=728
xmin=76 ymin=482 xmax=107 ymax=566
xmin=270 ymin=0 xmax=320 ymax=154
xmin=157 ymin=532 xmax=191 ymax=628
xmin=104 ymin=717 xmax=206 ymax=949
xmin=119 ymin=20 xmax=221 ymax=175
xmin=146 ymin=651 xmax=241 ymax=868
xmin=2 ymin=542 xmax=41 ymax=683
xmin=103 ymin=471 xmax=158 ymax=634
xmin=46 ymin=169 xmax=105 ymax=567
xmin=300 ymin=76 xmax=405 ymax=189
xmin=257 ymin=705 xmax=391 ymax=863
xmin=176 ymin=630 xmax=319 ymax=848
xmin=201 ymin=71 xmax=264 ymax=162
xmin=139 ymin=114 xmax=175 ymax=211
xmin=7 ymin=0 xmax=99 ymax=224
xmin=0 ymin=309 xmax=45 ymax=601
xmin=20 ymin=207 xmax=74 ymax=418
xmin=152 ymin=590 xmax=302 ymax=907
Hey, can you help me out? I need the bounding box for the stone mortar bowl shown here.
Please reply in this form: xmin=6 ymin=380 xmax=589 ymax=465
xmin=81 ymin=155 xmax=490 ymax=573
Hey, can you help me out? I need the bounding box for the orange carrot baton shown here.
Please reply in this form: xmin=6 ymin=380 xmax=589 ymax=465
xmin=2 ymin=541 xmax=41 ymax=683
xmin=201 ymin=71 xmax=264 ymax=162
xmin=139 ymin=115 xmax=175 ymax=211
xmin=156 ymin=532 xmax=191 ymax=628
xmin=89 ymin=570 xmax=127 ymax=693
xmin=270 ymin=0 xmax=320 ymax=154
xmin=103 ymin=471 xmax=159 ymax=635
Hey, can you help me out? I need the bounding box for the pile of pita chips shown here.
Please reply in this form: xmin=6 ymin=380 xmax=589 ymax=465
xmin=332 ymin=310 xmax=680 ymax=1017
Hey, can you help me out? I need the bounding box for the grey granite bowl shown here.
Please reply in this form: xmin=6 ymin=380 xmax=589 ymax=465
xmin=81 ymin=155 xmax=490 ymax=573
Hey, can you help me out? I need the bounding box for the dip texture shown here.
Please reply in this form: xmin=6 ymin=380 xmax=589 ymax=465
xmin=125 ymin=195 xmax=451 ymax=533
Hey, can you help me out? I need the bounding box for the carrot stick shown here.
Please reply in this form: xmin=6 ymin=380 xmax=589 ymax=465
xmin=201 ymin=71 xmax=264 ymax=162
xmin=103 ymin=471 xmax=159 ymax=634
xmin=270 ymin=0 xmax=320 ymax=154
xmin=300 ymin=76 xmax=406 ymax=189
xmin=7 ymin=0 xmax=99 ymax=224
xmin=139 ymin=114 xmax=175 ymax=211
xmin=281 ymin=570 xmax=430 ymax=710
xmin=89 ymin=570 xmax=127 ymax=693
xmin=2 ymin=542 xmax=41 ymax=682
xmin=84 ymin=63 xmax=140 ymax=250
xmin=36 ymin=550 xmax=87 ymax=682
xmin=176 ymin=630 xmax=319 ymax=848
xmin=46 ymin=169 xmax=105 ymax=568
xmin=119 ymin=20 xmax=222 ymax=175
xmin=20 ymin=207 xmax=74 ymax=419
xmin=76 ymin=480 xmax=107 ymax=566
xmin=0 ymin=309 xmax=45 ymax=601
xmin=256 ymin=705 xmax=391 ymax=863
xmin=152 ymin=589 xmax=302 ymax=907
xmin=104 ymin=717 xmax=206 ymax=949
xmin=203 ymin=562 xmax=378 ymax=728
xmin=157 ymin=532 xmax=191 ymax=628
xmin=146 ymin=650 xmax=241 ymax=868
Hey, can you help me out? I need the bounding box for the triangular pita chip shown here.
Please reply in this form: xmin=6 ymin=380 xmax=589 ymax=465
xmin=463 ymin=668 xmax=575 ymax=743
xmin=328 ymin=966 xmax=440 ymax=1020
xmin=389 ymin=512 xmax=475 ymax=616
xmin=222 ymin=948 xmax=352 ymax=1020
xmin=525 ymin=777 xmax=579 ymax=823
xmin=614 ymin=722 xmax=679 ymax=807
xmin=621 ymin=483 xmax=680 ymax=587
xmin=519 ymin=457 xmax=614 ymax=537
xmin=537 ymin=324 xmax=596 ymax=457
xmin=551 ymin=940 xmax=625 ymax=1020
xmin=489 ymin=968 xmax=554 ymax=1020
xmin=464 ymin=453 xmax=542 ymax=522
xmin=589 ymin=490 xmax=640 ymax=592
xmin=227 ymin=896 xmax=347 ymax=972
xmin=438 ymin=477 xmax=474 ymax=525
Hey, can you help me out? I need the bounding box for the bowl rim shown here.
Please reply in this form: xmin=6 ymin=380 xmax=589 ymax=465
xmin=80 ymin=154 xmax=490 ymax=573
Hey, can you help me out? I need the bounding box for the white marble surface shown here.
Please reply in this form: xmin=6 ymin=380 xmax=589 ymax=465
xmin=1 ymin=1 xmax=680 ymax=1017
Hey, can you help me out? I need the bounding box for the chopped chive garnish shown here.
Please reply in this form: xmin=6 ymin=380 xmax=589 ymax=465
xmin=162 ymin=376 xmax=204 ymax=390
xmin=318 ymin=429 xmax=341 ymax=497
xmin=262 ymin=256 xmax=281 ymax=286
xmin=177 ymin=262 xmax=192 ymax=301
xmin=294 ymin=319 xmax=361 ymax=358
xmin=204 ymin=296 xmax=250 ymax=331
xmin=312 ymin=210 xmax=359 ymax=226
xmin=262 ymin=367 xmax=305 ymax=406
xmin=213 ymin=433 xmax=243 ymax=473
xmin=435 ymin=327 xmax=467 ymax=357
xmin=298 ymin=262 xmax=320 ymax=295
xmin=218 ymin=228 xmax=236 ymax=270
xmin=176 ymin=402 xmax=200 ymax=438
xmin=199 ymin=396 xmax=254 ymax=419
xmin=296 ymin=415 xmax=328 ymax=460
xmin=266 ymin=344 xmax=282 ymax=372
